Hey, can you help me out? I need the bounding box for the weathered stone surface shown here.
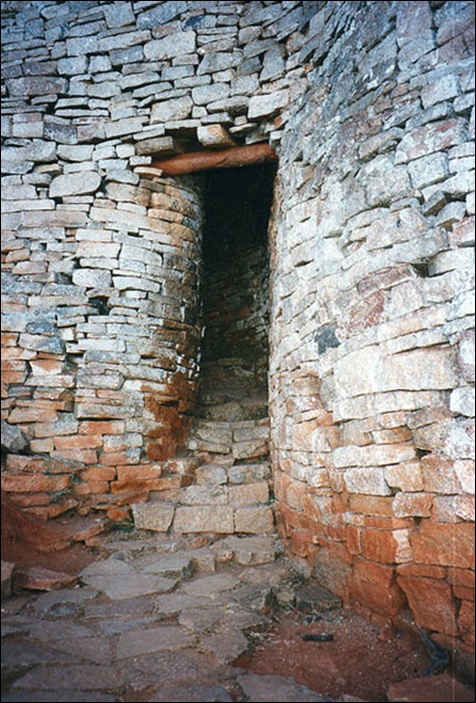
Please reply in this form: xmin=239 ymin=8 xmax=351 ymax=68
xmin=1 ymin=420 xmax=28 ymax=452
xmin=224 ymin=536 xmax=277 ymax=565
xmin=174 ymin=506 xmax=234 ymax=534
xmin=82 ymin=572 xmax=177 ymax=600
xmin=248 ymin=91 xmax=289 ymax=119
xmin=72 ymin=269 xmax=111 ymax=288
xmin=12 ymin=665 xmax=122 ymax=692
xmin=197 ymin=124 xmax=236 ymax=149
xmin=237 ymin=673 xmax=327 ymax=702
xmin=141 ymin=554 xmax=194 ymax=579
xmin=387 ymin=675 xmax=474 ymax=702
xmin=148 ymin=683 xmax=232 ymax=703
xmin=116 ymin=626 xmax=192 ymax=659
xmin=50 ymin=171 xmax=101 ymax=197
xmin=234 ymin=506 xmax=275 ymax=534
xmin=144 ymin=32 xmax=195 ymax=61
xmin=132 ymin=502 xmax=175 ymax=532
xmin=13 ymin=567 xmax=78 ymax=592
xmin=137 ymin=2 xmax=187 ymax=29
xmin=201 ymin=629 xmax=250 ymax=663
xmin=395 ymin=119 xmax=467 ymax=163
xmin=6 ymin=76 xmax=68 ymax=96
xmin=411 ymin=521 xmax=475 ymax=569
xmin=397 ymin=575 xmax=458 ymax=634
xmin=182 ymin=573 xmax=240 ymax=597
xmin=1 ymin=561 xmax=15 ymax=599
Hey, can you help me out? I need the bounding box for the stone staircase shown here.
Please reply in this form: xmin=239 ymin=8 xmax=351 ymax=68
xmin=132 ymin=359 xmax=275 ymax=539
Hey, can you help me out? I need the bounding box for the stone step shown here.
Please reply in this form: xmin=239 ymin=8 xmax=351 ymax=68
xmin=196 ymin=460 xmax=271 ymax=486
xmin=187 ymin=418 xmax=270 ymax=460
xmin=132 ymin=496 xmax=275 ymax=536
xmin=199 ymin=398 xmax=268 ymax=421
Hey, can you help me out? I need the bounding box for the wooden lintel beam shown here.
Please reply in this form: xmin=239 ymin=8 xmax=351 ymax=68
xmin=151 ymin=144 xmax=277 ymax=176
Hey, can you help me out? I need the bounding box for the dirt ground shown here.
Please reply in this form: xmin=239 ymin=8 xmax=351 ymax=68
xmin=235 ymin=607 xmax=435 ymax=702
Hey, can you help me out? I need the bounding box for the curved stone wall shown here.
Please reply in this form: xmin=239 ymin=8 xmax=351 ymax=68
xmin=1 ymin=0 xmax=475 ymax=647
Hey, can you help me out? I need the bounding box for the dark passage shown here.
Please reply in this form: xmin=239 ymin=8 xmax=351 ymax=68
xmin=198 ymin=164 xmax=275 ymax=410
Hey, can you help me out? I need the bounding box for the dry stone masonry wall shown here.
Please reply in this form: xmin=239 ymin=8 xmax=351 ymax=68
xmin=1 ymin=0 xmax=475 ymax=649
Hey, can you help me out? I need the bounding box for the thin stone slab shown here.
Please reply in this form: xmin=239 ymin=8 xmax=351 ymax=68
xmin=49 ymin=636 xmax=114 ymax=665
xmin=132 ymin=502 xmax=175 ymax=532
xmin=116 ymin=625 xmax=194 ymax=659
xmin=81 ymin=557 xmax=133 ymax=578
xmin=83 ymin=595 xmax=154 ymax=618
xmin=201 ymin=629 xmax=250 ymax=663
xmin=1 ymin=693 xmax=116 ymax=702
xmin=148 ymin=683 xmax=233 ymax=702
xmin=82 ymin=573 xmax=178 ymax=600
xmin=178 ymin=606 xmax=225 ymax=632
xmin=140 ymin=554 xmax=195 ymax=579
xmin=31 ymin=587 xmax=98 ymax=618
xmin=223 ymin=536 xmax=278 ymax=565
xmin=13 ymin=567 xmax=78 ymax=592
xmin=98 ymin=614 xmax=167 ymax=636
xmin=12 ymin=665 xmax=124 ymax=691
xmin=27 ymin=620 xmax=94 ymax=641
xmin=182 ymin=573 xmax=241 ymax=597
xmin=1 ymin=615 xmax=37 ymax=638
xmin=117 ymin=649 xmax=207 ymax=691
xmin=237 ymin=673 xmax=330 ymax=702
xmin=154 ymin=592 xmax=217 ymax=615
xmin=1 ymin=638 xmax=77 ymax=670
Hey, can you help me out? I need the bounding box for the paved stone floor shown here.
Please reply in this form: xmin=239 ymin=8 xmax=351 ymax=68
xmin=1 ymin=533 xmax=331 ymax=702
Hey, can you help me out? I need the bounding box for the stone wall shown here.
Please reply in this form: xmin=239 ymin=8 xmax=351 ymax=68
xmin=1 ymin=0 xmax=475 ymax=647
xmin=268 ymin=0 xmax=475 ymax=650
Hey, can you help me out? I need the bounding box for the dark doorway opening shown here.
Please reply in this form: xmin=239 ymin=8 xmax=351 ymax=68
xmin=197 ymin=164 xmax=276 ymax=415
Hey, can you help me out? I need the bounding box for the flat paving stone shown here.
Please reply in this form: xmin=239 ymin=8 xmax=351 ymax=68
xmin=116 ymin=625 xmax=194 ymax=659
xmin=117 ymin=649 xmax=209 ymax=691
xmin=98 ymin=614 xmax=167 ymax=636
xmin=140 ymin=553 xmax=195 ymax=578
xmin=1 ymin=639 xmax=76 ymax=669
xmin=83 ymin=594 xmax=154 ymax=618
xmin=1 ymin=693 xmax=116 ymax=702
xmin=155 ymin=592 xmax=220 ymax=615
xmin=237 ymin=673 xmax=331 ymax=702
xmin=201 ymin=629 xmax=250 ymax=663
xmin=1 ymin=616 xmax=37 ymax=638
xmin=12 ymin=664 xmax=124 ymax=691
xmin=148 ymin=683 xmax=233 ymax=702
xmin=29 ymin=587 xmax=98 ymax=618
xmin=27 ymin=619 xmax=96 ymax=641
xmin=49 ymin=635 xmax=114 ymax=664
xmin=81 ymin=557 xmax=133 ymax=577
xmin=83 ymin=573 xmax=177 ymax=600
xmin=182 ymin=573 xmax=241 ymax=597
xmin=13 ymin=566 xmax=78 ymax=592
xmin=178 ymin=606 xmax=225 ymax=631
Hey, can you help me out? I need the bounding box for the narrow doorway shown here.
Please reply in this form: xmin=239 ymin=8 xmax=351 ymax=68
xmin=197 ymin=164 xmax=276 ymax=419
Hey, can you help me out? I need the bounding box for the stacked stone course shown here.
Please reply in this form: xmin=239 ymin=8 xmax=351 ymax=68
xmin=1 ymin=0 xmax=475 ymax=648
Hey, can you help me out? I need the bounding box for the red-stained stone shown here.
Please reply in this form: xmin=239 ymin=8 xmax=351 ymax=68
xmin=458 ymin=600 xmax=475 ymax=646
xmin=396 ymin=576 xmax=458 ymax=635
xmin=13 ymin=566 xmax=78 ymax=592
xmin=411 ymin=521 xmax=475 ymax=569
xmin=350 ymin=558 xmax=405 ymax=617
xmin=387 ymin=675 xmax=474 ymax=702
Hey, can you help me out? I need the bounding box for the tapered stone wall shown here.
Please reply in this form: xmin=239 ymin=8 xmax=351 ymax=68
xmin=1 ymin=0 xmax=474 ymax=648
